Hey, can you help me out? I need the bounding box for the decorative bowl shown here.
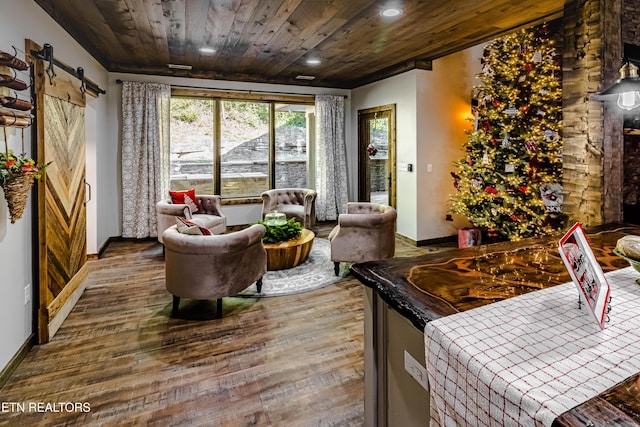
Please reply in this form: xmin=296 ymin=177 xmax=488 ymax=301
xmin=264 ymin=211 xmax=287 ymax=226
xmin=613 ymin=248 xmax=640 ymax=283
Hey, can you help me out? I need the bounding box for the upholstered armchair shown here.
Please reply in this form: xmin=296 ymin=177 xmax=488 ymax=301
xmin=162 ymin=224 xmax=267 ymax=318
xmin=156 ymin=195 xmax=226 ymax=244
xmin=261 ymin=188 xmax=317 ymax=229
xmin=328 ymin=202 xmax=397 ymax=275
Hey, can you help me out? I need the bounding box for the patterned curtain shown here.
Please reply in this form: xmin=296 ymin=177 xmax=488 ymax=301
xmin=315 ymin=94 xmax=348 ymax=221
xmin=121 ymin=81 xmax=170 ymax=238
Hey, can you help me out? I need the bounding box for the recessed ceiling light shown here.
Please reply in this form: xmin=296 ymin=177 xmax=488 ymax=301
xmin=199 ymin=47 xmax=216 ymax=54
xmin=295 ymin=75 xmax=316 ymax=80
xmin=306 ymin=59 xmax=321 ymax=65
xmin=380 ymin=8 xmax=402 ymax=17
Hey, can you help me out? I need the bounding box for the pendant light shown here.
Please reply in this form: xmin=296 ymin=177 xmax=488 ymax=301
xmin=598 ymin=61 xmax=640 ymax=110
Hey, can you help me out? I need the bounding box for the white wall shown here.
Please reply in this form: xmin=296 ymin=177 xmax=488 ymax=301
xmin=351 ymin=46 xmax=484 ymax=242
xmin=0 ymin=1 xmax=110 ymax=371
xmin=107 ymin=72 xmax=351 ymax=228
xmin=415 ymin=46 xmax=485 ymax=241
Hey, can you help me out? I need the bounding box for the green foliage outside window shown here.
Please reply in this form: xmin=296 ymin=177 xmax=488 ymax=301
xmin=276 ymin=111 xmax=306 ymax=127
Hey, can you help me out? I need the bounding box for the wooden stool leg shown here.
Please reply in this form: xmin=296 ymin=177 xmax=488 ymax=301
xmin=334 ymin=262 xmax=340 ymax=276
xmin=172 ymin=296 xmax=180 ymax=314
xmin=256 ymin=277 xmax=263 ymax=293
xmin=216 ymin=298 xmax=223 ymax=318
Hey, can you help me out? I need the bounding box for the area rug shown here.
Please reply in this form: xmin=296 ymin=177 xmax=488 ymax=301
xmin=237 ymin=238 xmax=341 ymax=297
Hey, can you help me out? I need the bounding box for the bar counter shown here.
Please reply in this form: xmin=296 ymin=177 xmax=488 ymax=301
xmin=351 ymin=224 xmax=640 ymax=427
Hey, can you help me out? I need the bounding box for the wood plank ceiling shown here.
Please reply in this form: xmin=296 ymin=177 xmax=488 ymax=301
xmin=34 ymin=0 xmax=567 ymax=89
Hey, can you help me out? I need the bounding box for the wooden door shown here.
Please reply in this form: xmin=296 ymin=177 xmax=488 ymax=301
xmin=30 ymin=42 xmax=87 ymax=343
xmin=358 ymin=105 xmax=396 ymax=207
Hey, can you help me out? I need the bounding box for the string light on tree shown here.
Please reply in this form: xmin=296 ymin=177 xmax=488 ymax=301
xmin=449 ymin=23 xmax=564 ymax=241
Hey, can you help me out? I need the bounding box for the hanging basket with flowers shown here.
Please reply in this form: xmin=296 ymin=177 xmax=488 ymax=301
xmin=1 ymin=128 xmax=48 ymax=223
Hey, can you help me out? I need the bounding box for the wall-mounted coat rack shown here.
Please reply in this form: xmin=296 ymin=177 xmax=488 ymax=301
xmin=0 ymin=45 xmax=37 ymax=223
xmin=0 ymin=46 xmax=32 ymax=128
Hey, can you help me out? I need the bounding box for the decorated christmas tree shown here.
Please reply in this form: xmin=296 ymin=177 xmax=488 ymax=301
xmin=450 ymin=24 xmax=564 ymax=241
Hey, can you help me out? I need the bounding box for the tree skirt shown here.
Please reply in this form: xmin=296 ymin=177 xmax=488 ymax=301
xmin=238 ymin=238 xmax=341 ymax=297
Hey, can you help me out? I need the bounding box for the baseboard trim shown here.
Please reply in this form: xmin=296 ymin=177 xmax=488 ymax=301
xmin=0 ymin=334 xmax=35 ymax=389
xmin=98 ymin=236 xmax=159 ymax=259
xmin=98 ymin=236 xmax=118 ymax=259
xmin=396 ymin=233 xmax=457 ymax=247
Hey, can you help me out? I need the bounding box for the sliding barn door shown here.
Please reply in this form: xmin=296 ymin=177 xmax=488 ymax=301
xmin=31 ymin=44 xmax=87 ymax=343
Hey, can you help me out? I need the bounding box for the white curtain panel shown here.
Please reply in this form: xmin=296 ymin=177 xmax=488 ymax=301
xmin=315 ymin=94 xmax=348 ymax=221
xmin=121 ymin=81 xmax=170 ymax=238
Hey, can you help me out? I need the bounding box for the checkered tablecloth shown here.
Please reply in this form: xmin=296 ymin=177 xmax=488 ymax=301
xmin=424 ymin=266 xmax=640 ymax=427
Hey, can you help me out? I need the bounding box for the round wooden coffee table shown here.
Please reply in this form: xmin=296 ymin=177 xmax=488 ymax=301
xmin=263 ymin=228 xmax=315 ymax=270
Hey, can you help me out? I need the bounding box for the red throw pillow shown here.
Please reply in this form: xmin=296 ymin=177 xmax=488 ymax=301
xmin=169 ymin=189 xmax=200 ymax=213
xmin=175 ymin=217 xmax=211 ymax=235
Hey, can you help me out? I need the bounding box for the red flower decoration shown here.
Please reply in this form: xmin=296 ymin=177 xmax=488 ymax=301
xmin=5 ymin=159 xmax=15 ymax=167
xmin=484 ymin=186 xmax=498 ymax=194
xmin=21 ymin=164 xmax=38 ymax=174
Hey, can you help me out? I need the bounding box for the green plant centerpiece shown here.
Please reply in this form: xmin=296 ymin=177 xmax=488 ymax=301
xmin=258 ymin=218 xmax=302 ymax=244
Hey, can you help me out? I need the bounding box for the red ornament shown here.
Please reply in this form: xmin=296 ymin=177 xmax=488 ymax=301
xmin=492 ymin=100 xmax=501 ymax=107
xmin=518 ymin=185 xmax=528 ymax=193
xmin=523 ymin=63 xmax=534 ymax=71
xmin=528 ymin=156 xmax=541 ymax=179
xmin=510 ymin=214 xmax=519 ymax=221
xmin=525 ymin=140 xmax=538 ymax=152
xmin=450 ymin=172 xmax=460 ymax=189
xmin=484 ymin=186 xmax=498 ymax=195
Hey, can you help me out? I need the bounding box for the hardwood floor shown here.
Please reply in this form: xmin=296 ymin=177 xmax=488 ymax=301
xmin=0 ymin=225 xmax=454 ymax=426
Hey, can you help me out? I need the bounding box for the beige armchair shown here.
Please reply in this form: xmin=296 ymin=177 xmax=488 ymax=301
xmin=261 ymin=188 xmax=317 ymax=229
xmin=328 ymin=202 xmax=397 ymax=275
xmin=163 ymin=224 xmax=267 ymax=318
xmin=156 ymin=195 xmax=226 ymax=244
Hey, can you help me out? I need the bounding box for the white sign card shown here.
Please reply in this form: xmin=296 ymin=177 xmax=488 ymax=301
xmin=558 ymin=223 xmax=611 ymax=330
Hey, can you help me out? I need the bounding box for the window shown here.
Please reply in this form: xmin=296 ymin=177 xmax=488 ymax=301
xmin=169 ymin=92 xmax=315 ymax=199
xmin=275 ymin=103 xmax=313 ymax=189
